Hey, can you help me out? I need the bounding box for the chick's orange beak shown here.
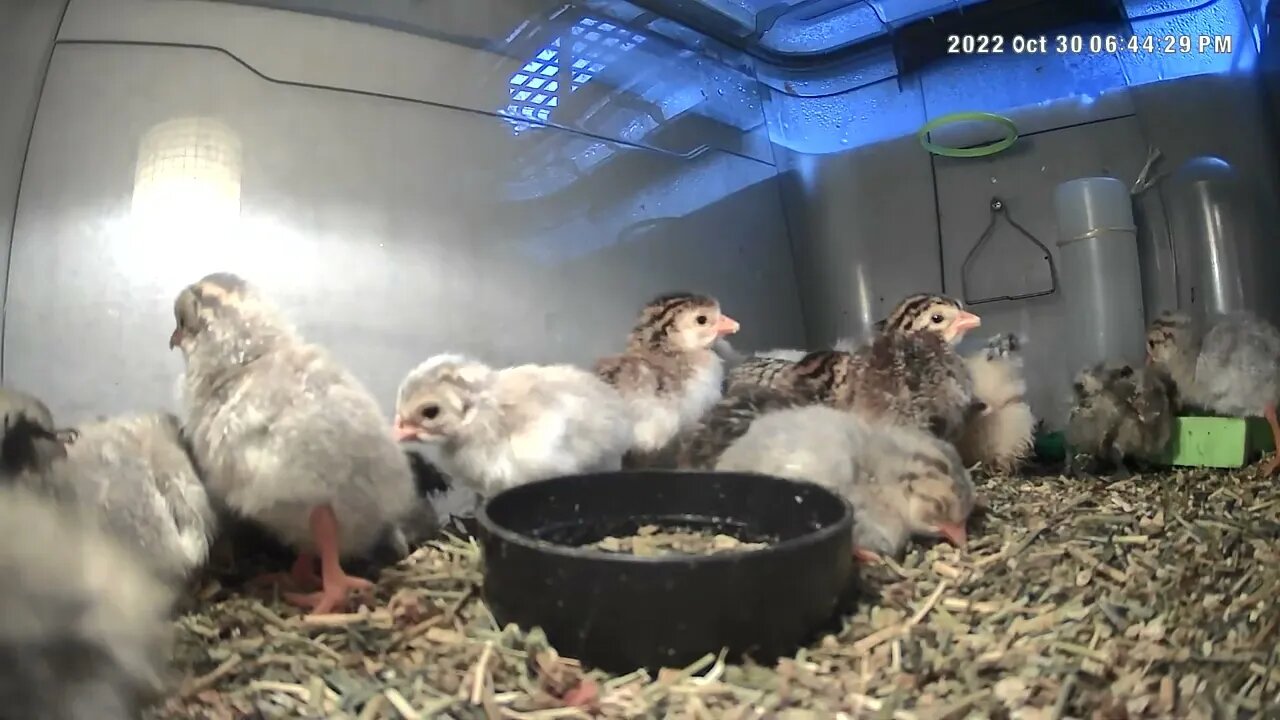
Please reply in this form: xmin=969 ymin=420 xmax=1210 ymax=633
xmin=953 ymin=311 xmax=981 ymax=334
xmin=715 ymin=314 xmax=740 ymax=337
xmin=936 ymin=522 xmax=968 ymax=548
xmin=168 ymin=327 xmax=182 ymax=350
xmin=392 ymin=416 xmax=421 ymax=442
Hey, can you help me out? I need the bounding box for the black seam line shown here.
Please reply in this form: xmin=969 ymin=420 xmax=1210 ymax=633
xmin=2 ymin=0 xmax=74 ymax=382
xmin=53 ymin=38 xmax=774 ymax=167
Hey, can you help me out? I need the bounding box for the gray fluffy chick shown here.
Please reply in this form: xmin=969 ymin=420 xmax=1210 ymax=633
xmin=1147 ymin=309 xmax=1280 ymax=476
xmin=18 ymin=409 xmax=217 ymax=587
xmin=714 ymin=404 xmax=975 ymax=561
xmin=1065 ymin=361 xmax=1175 ymax=473
xmin=0 ymin=483 xmax=173 ymax=720
xmin=171 ymin=272 xmax=418 ymax=615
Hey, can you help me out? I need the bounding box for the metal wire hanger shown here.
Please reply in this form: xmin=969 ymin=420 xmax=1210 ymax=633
xmin=960 ymin=197 xmax=1058 ymax=305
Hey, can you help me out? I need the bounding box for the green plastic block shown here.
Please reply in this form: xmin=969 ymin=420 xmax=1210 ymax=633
xmin=1160 ymin=416 xmax=1277 ymax=468
xmin=1035 ymin=430 xmax=1066 ymax=461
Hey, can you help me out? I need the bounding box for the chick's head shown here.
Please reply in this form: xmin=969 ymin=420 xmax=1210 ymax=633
xmin=880 ymin=293 xmax=981 ymax=345
xmin=628 ymin=292 xmax=739 ymax=353
xmin=169 ymin=272 xmax=291 ymax=366
xmin=899 ymin=444 xmax=975 ymax=548
xmin=0 ymin=388 xmax=76 ymax=474
xmin=1145 ymin=310 xmax=1197 ymax=367
xmin=393 ymin=355 xmax=494 ymax=444
xmin=1071 ymin=363 xmax=1111 ymax=402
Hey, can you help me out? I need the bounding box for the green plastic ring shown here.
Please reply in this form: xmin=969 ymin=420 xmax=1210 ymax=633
xmin=917 ymin=111 xmax=1019 ymax=158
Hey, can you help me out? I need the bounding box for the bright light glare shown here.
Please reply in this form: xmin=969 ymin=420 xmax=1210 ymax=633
xmin=129 ymin=117 xmax=244 ymax=282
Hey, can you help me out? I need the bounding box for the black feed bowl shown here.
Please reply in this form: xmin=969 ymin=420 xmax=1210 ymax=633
xmin=476 ymin=470 xmax=855 ymax=674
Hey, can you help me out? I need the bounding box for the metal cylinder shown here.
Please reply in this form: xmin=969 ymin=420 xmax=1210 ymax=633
xmin=1054 ymin=177 xmax=1147 ymax=375
xmin=1164 ymin=156 xmax=1263 ymax=321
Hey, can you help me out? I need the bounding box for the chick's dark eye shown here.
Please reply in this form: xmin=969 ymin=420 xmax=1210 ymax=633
xmin=931 ymin=314 xmax=944 ymax=324
xmin=696 ymin=315 xmax=708 ymax=325
xmin=421 ymin=404 xmax=440 ymax=420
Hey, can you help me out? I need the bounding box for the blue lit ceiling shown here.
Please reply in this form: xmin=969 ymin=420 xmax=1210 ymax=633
xmin=663 ymin=0 xmax=989 ymax=56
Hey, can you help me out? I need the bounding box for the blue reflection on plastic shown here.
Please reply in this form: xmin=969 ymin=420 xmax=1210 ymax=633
xmin=768 ymin=0 xmax=1257 ymax=154
xmin=503 ymin=16 xmax=646 ymax=127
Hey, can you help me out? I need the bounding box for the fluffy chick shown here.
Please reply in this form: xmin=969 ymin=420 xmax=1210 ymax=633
xmin=1147 ymin=309 xmax=1280 ymax=475
xmin=595 ymin=292 xmax=740 ymax=455
xmin=844 ymin=294 xmax=981 ymax=440
xmin=714 ymin=405 xmax=975 ymax=561
xmin=0 ymin=483 xmax=172 ymax=720
xmin=1065 ymin=362 xmax=1175 ymax=473
xmin=393 ymin=354 xmax=632 ymax=495
xmin=172 ymin=272 xmax=417 ymax=615
xmin=782 ymin=295 xmax=980 ymax=440
xmin=956 ymin=333 xmax=1036 ymax=474
xmin=0 ymin=389 xmax=216 ymax=586
xmin=45 ymin=414 xmax=215 ymax=586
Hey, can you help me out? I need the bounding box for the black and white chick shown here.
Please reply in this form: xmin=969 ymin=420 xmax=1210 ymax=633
xmin=955 ymin=333 xmax=1036 ymax=474
xmin=595 ymin=292 xmax=740 ymax=459
xmin=171 ymin=272 xmax=420 ymax=615
xmin=1147 ymin=309 xmax=1280 ymax=476
xmin=0 ymin=387 xmax=77 ymax=475
xmin=1065 ymin=361 xmax=1176 ymax=474
xmin=393 ymin=354 xmax=633 ymax=496
xmin=713 ymin=404 xmax=976 ymax=562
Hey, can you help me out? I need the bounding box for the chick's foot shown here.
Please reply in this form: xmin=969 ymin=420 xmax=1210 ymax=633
xmin=284 ymin=572 xmax=374 ymax=614
xmin=1261 ymin=454 xmax=1280 ymax=478
xmin=286 ymin=503 xmax=376 ymax=615
xmin=1263 ymin=405 xmax=1280 ymax=478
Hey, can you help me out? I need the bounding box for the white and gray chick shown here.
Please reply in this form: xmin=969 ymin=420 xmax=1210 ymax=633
xmin=1147 ymin=309 xmax=1280 ymax=476
xmin=172 ymin=271 xmax=420 ymax=615
xmin=956 ymin=333 xmax=1036 ymax=474
xmin=713 ymin=404 xmax=976 ymax=562
xmin=393 ymin=353 xmax=632 ymax=496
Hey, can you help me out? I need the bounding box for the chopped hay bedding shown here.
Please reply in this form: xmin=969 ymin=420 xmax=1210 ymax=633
xmin=151 ymin=466 xmax=1280 ymax=719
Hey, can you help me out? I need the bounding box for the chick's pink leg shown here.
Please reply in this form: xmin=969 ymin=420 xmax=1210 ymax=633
xmin=1262 ymin=404 xmax=1280 ymax=477
xmin=249 ymin=551 xmax=321 ymax=590
xmin=283 ymin=504 xmax=374 ymax=615
xmin=853 ymin=547 xmax=882 ymax=564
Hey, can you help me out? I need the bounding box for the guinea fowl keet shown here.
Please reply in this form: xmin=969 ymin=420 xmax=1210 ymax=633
xmin=1147 ymin=309 xmax=1280 ymax=476
xmin=1065 ymin=361 xmax=1175 ymax=474
xmin=392 ymin=353 xmax=632 ymax=496
xmin=956 ymin=333 xmax=1036 ymax=474
xmin=0 ymin=389 xmax=217 ymax=587
xmin=713 ymin=404 xmax=976 ymax=561
xmin=595 ymin=292 xmax=740 ymax=459
xmin=788 ymin=294 xmax=981 ymax=440
xmin=172 ymin=272 xmax=419 ymax=615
